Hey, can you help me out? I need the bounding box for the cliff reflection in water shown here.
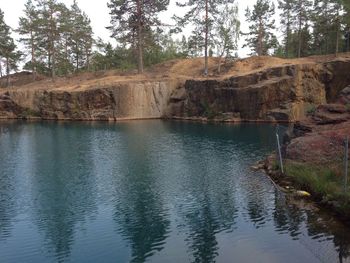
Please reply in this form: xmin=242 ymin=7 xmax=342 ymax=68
xmin=112 ymin=124 xmax=170 ymax=262
xmin=0 ymin=121 xmax=350 ymax=263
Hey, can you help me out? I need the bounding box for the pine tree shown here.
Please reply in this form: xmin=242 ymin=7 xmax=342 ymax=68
xmin=291 ymin=0 xmax=312 ymax=57
xmin=107 ymin=0 xmax=169 ymax=74
xmin=243 ymin=0 xmax=277 ymax=56
xmin=343 ymin=0 xmax=350 ymax=52
xmin=17 ymin=0 xmax=40 ymax=80
xmin=36 ymin=0 xmax=64 ymax=78
xmin=180 ymin=35 xmax=189 ymax=57
xmin=0 ymin=9 xmax=21 ymax=87
xmin=69 ymin=0 xmax=93 ymax=72
xmin=187 ymin=30 xmax=204 ymax=58
xmin=278 ymin=0 xmax=294 ymax=57
xmin=289 ymin=25 xmax=312 ymax=57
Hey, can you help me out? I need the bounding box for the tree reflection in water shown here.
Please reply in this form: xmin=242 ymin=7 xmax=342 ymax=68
xmin=112 ymin=124 xmax=170 ymax=263
xmin=30 ymin=124 xmax=98 ymax=261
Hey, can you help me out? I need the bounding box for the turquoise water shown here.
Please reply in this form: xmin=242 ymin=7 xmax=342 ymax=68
xmin=0 ymin=120 xmax=349 ymax=263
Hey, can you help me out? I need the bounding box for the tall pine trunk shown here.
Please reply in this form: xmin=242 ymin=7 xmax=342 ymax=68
xmin=285 ymin=16 xmax=290 ymax=58
xmin=258 ymin=26 xmax=262 ymax=56
xmin=52 ymin=42 xmax=56 ymax=79
xmin=137 ymin=0 xmax=144 ymax=74
xmin=335 ymin=9 xmax=340 ymax=57
xmin=76 ymin=43 xmax=79 ymax=72
xmin=298 ymin=16 xmax=302 ymax=58
xmin=30 ymin=31 xmax=36 ymax=81
xmin=204 ymin=0 xmax=208 ymax=76
xmin=6 ymin=57 xmax=10 ymax=87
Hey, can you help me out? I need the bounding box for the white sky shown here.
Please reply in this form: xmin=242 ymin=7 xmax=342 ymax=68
xmin=1 ymin=0 xmax=280 ymax=58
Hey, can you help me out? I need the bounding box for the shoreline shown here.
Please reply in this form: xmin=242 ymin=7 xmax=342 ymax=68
xmin=0 ymin=116 xmax=295 ymax=124
xmin=260 ymin=154 xmax=350 ymax=225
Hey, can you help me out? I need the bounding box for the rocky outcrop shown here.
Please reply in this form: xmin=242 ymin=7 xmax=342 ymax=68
xmin=0 ymin=80 xmax=180 ymax=120
xmin=284 ymin=92 xmax=350 ymax=165
xmin=0 ymin=56 xmax=350 ymax=122
xmin=167 ymin=59 xmax=350 ymax=122
xmin=0 ymin=93 xmax=25 ymax=119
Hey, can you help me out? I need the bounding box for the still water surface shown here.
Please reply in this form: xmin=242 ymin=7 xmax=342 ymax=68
xmin=0 ymin=121 xmax=349 ymax=263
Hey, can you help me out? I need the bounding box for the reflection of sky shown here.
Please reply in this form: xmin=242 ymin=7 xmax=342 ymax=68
xmin=0 ymin=121 xmax=349 ymax=263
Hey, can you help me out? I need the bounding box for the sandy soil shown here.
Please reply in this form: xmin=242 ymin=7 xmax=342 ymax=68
xmin=1 ymin=53 xmax=350 ymax=92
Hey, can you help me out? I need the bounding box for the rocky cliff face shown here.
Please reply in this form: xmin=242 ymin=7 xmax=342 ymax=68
xmin=167 ymin=59 xmax=350 ymax=122
xmin=0 ymin=80 xmax=180 ymax=120
xmin=1 ymin=57 xmax=350 ymax=122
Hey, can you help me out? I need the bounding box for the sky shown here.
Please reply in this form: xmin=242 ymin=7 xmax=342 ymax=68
xmin=1 ymin=0 xmax=280 ymax=58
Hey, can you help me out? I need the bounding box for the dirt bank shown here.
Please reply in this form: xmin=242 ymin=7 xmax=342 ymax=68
xmin=0 ymin=54 xmax=350 ymax=121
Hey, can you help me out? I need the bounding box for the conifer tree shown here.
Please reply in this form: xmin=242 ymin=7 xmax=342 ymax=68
xmin=244 ymin=0 xmax=277 ymax=56
xmin=17 ymin=0 xmax=40 ymax=80
xmin=107 ymin=0 xmax=169 ymax=74
xmin=0 ymin=9 xmax=21 ymax=87
xmin=36 ymin=0 xmax=64 ymax=78
xmin=278 ymin=0 xmax=294 ymax=57
xmin=174 ymin=0 xmax=234 ymax=75
xmin=70 ymin=0 xmax=93 ymax=72
xmin=291 ymin=0 xmax=312 ymax=57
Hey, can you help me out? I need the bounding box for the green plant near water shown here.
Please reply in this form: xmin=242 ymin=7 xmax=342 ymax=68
xmin=202 ymin=102 xmax=217 ymax=120
xmin=20 ymin=108 xmax=40 ymax=118
xmin=272 ymin=160 xmax=280 ymax=171
xmin=346 ymin=103 xmax=350 ymax=112
xmin=285 ymin=161 xmax=350 ymax=213
xmin=306 ymin=104 xmax=316 ymax=115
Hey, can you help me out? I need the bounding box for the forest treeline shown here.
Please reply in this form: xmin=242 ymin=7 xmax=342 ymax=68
xmin=0 ymin=0 xmax=349 ymax=84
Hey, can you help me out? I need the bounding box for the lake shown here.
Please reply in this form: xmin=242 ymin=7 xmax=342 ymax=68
xmin=0 ymin=120 xmax=349 ymax=263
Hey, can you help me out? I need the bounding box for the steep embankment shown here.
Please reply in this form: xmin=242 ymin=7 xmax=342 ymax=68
xmin=262 ymin=87 xmax=350 ymax=220
xmin=0 ymin=79 xmax=181 ymax=120
xmin=1 ymin=55 xmax=350 ymax=121
xmin=168 ymin=57 xmax=350 ymax=122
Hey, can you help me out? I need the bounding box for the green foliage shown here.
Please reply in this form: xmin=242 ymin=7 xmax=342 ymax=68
xmin=0 ymin=8 xmax=21 ymax=84
xmin=306 ymin=104 xmax=317 ymax=115
xmin=213 ymin=4 xmax=240 ymax=59
xmin=90 ymin=33 xmax=187 ymax=72
xmin=311 ymin=0 xmax=343 ymax=55
xmin=202 ymin=102 xmax=217 ymax=119
xmin=285 ymin=161 xmax=350 ymax=213
xmin=272 ymin=160 xmax=280 ymax=171
xmin=68 ymin=0 xmax=94 ymax=72
xmin=346 ymin=103 xmax=350 ymax=112
xmin=243 ymin=0 xmax=278 ymax=56
xmin=278 ymin=0 xmax=293 ymax=57
xmin=107 ymin=0 xmax=170 ymax=73
xmin=173 ymin=0 xmax=235 ymax=74
xmin=278 ymin=0 xmax=350 ymax=57
xmin=17 ymin=0 xmax=94 ymax=78
xmin=19 ymin=108 xmax=40 ymax=118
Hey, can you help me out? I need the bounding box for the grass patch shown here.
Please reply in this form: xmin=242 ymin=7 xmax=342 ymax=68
xmin=20 ymin=108 xmax=40 ymax=118
xmin=285 ymin=161 xmax=350 ymax=214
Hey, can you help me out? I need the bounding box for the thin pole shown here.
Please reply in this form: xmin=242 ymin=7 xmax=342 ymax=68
xmin=344 ymin=136 xmax=348 ymax=192
xmin=276 ymin=125 xmax=284 ymax=173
